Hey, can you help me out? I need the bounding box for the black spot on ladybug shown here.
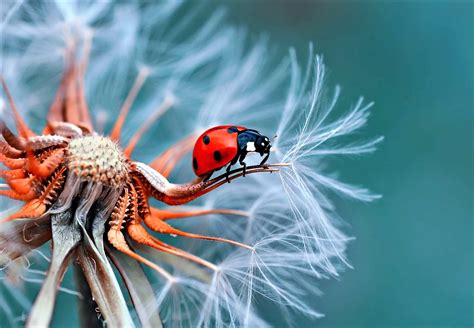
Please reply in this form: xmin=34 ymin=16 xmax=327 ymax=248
xmin=213 ymin=150 xmax=222 ymax=161
xmin=227 ymin=127 xmax=239 ymax=133
xmin=203 ymin=135 xmax=210 ymax=145
xmin=193 ymin=157 xmax=198 ymax=170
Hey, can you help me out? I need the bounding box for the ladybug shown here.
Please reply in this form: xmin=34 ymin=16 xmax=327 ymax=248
xmin=192 ymin=125 xmax=271 ymax=180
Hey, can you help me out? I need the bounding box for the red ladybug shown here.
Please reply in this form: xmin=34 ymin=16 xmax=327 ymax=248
xmin=192 ymin=125 xmax=271 ymax=179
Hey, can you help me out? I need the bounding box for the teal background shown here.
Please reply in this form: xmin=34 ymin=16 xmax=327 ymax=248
xmin=225 ymin=1 xmax=472 ymax=326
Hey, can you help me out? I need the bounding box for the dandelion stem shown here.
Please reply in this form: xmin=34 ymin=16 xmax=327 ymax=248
xmin=107 ymin=245 xmax=164 ymax=328
xmin=73 ymin=262 xmax=102 ymax=328
xmin=26 ymin=211 xmax=81 ymax=328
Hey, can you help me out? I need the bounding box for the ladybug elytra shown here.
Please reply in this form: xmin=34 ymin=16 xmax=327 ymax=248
xmin=192 ymin=125 xmax=271 ymax=180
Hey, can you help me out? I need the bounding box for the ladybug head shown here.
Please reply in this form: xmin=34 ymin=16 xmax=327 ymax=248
xmin=254 ymin=134 xmax=271 ymax=156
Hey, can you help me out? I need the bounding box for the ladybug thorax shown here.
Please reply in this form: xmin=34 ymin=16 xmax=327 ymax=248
xmin=66 ymin=136 xmax=129 ymax=187
xmin=237 ymin=131 xmax=271 ymax=154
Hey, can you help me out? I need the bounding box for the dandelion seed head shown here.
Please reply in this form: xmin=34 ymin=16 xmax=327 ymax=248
xmin=66 ymin=136 xmax=128 ymax=187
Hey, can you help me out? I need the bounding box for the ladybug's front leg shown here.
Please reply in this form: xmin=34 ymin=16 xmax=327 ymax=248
xmin=260 ymin=152 xmax=270 ymax=166
xmin=225 ymin=165 xmax=232 ymax=183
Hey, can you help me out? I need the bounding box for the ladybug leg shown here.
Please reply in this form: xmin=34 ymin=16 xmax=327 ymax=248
xmin=225 ymin=164 xmax=232 ymax=183
xmin=225 ymin=156 xmax=239 ymax=183
xmin=260 ymin=152 xmax=270 ymax=166
xmin=238 ymin=151 xmax=248 ymax=177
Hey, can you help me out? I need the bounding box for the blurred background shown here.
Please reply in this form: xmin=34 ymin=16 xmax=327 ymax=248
xmin=222 ymin=1 xmax=472 ymax=326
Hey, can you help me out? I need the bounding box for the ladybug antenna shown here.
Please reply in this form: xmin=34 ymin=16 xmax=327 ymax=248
xmin=272 ymin=134 xmax=278 ymax=140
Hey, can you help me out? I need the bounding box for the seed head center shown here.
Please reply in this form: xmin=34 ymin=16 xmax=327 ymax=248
xmin=66 ymin=136 xmax=128 ymax=187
